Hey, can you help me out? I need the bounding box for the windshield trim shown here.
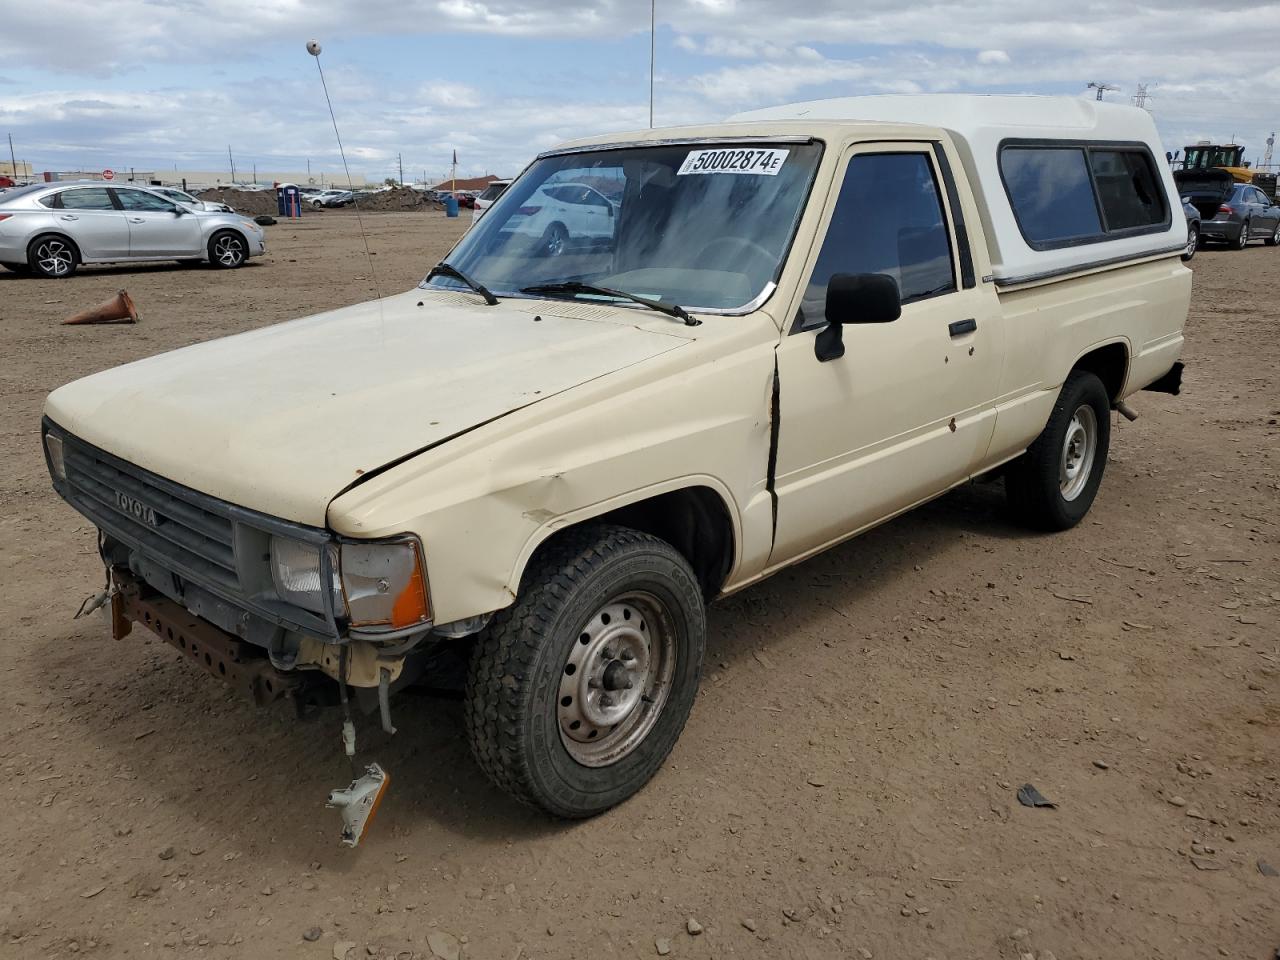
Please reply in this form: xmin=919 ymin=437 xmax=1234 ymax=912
xmin=538 ymin=134 xmax=816 ymax=160
xmin=419 ymin=278 xmax=780 ymax=318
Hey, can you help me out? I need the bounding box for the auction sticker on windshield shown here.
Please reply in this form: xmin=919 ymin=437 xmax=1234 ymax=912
xmin=678 ymin=148 xmax=790 ymax=176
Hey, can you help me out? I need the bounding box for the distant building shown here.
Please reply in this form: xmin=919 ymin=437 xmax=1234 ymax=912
xmin=1 ymin=160 xmax=34 ymax=179
xmin=428 ymin=175 xmax=503 ymax=193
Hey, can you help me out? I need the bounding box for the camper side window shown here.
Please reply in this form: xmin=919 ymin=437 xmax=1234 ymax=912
xmin=1000 ymin=142 xmax=1170 ymax=249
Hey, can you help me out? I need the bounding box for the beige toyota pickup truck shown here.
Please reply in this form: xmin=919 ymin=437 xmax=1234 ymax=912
xmin=43 ymin=95 xmax=1191 ymax=837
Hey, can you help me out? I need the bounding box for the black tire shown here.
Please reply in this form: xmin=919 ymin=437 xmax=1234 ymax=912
xmin=208 ymin=230 xmax=247 ymax=269
xmin=464 ymin=523 xmax=705 ymax=818
xmin=1006 ymin=370 xmax=1111 ymax=531
xmin=27 ymin=234 xmax=79 ymax=278
xmin=1265 ymin=222 xmax=1280 ymax=247
xmin=1234 ymin=221 xmax=1250 ymax=250
xmin=1182 ymin=223 xmax=1198 ymax=261
xmin=541 ymin=222 xmax=568 ymax=257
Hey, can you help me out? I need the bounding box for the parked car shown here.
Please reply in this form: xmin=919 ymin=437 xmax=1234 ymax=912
xmin=309 ymin=189 xmax=353 ymax=208
xmin=471 ymin=179 xmax=512 ymax=223
xmin=40 ymin=96 xmax=1189 ymax=839
xmin=500 ymin=181 xmax=619 ymax=254
xmin=1182 ymin=199 xmax=1200 ymax=261
xmin=1175 ymin=169 xmax=1280 ymax=249
xmin=0 ymin=181 xmax=265 ymax=277
xmin=146 ymin=185 xmax=234 ymax=214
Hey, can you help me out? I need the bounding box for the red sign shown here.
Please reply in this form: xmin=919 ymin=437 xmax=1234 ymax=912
xmin=102 ymin=169 xmax=115 ymax=181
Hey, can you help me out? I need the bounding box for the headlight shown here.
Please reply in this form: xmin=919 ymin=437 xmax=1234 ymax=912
xmin=269 ymin=535 xmax=431 ymax=630
xmin=270 ymin=537 xmax=342 ymax=615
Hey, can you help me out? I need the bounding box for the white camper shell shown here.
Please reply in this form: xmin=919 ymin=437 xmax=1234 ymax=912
xmin=733 ymin=95 xmax=1185 ymax=286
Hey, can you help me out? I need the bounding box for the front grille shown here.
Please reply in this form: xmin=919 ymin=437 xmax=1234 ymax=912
xmin=46 ymin=423 xmax=343 ymax=640
xmin=61 ymin=436 xmax=241 ymax=595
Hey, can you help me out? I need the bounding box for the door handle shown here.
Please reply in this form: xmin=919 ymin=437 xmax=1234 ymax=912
xmin=949 ymin=318 xmax=977 ymax=337
xmin=128 ymin=217 xmax=146 ymax=224
xmin=59 ymin=214 xmax=79 ymax=221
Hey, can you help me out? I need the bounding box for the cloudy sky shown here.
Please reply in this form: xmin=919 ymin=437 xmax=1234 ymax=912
xmin=2 ymin=0 xmax=1277 ymax=184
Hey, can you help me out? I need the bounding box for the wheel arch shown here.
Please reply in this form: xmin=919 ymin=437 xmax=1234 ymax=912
xmin=1069 ymin=339 xmax=1130 ymax=404
xmin=511 ymin=480 xmax=740 ymax=603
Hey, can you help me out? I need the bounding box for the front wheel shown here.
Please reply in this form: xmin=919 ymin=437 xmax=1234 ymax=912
xmin=464 ymin=524 xmax=705 ymax=818
xmin=1234 ymin=221 xmax=1251 ymax=250
xmin=1265 ymin=222 xmax=1280 ymax=247
xmin=541 ymin=222 xmax=568 ymax=257
xmin=1006 ymin=370 xmax=1111 ymax=531
xmin=208 ymin=230 xmax=247 ymax=269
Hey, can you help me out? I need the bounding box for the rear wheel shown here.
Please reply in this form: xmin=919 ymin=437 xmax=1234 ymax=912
xmin=1006 ymin=370 xmax=1111 ymax=531
xmin=208 ymin=230 xmax=247 ymax=269
xmin=27 ymin=234 xmax=79 ymax=278
xmin=1182 ymin=223 xmax=1199 ymax=261
xmin=1234 ymin=221 xmax=1251 ymax=250
xmin=1265 ymin=222 xmax=1280 ymax=247
xmin=464 ymin=524 xmax=705 ymax=818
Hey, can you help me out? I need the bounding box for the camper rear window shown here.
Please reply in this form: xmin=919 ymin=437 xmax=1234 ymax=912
xmin=1000 ymin=142 xmax=1169 ymax=249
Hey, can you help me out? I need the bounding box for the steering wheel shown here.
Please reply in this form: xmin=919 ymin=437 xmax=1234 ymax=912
xmin=696 ymin=236 xmax=774 ymax=272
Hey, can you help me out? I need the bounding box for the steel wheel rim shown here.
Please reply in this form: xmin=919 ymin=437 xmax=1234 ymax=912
xmin=1185 ymin=227 xmax=1197 ymax=258
xmin=1060 ymin=404 xmax=1098 ymax=502
xmin=214 ymin=235 xmax=243 ymax=266
xmin=557 ymin=591 xmax=676 ymax=767
xmin=36 ymin=240 xmax=73 ymax=276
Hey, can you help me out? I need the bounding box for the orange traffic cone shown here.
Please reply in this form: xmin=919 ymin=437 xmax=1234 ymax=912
xmin=62 ymin=290 xmax=140 ymax=326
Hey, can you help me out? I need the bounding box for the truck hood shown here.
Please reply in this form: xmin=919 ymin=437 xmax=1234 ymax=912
xmin=45 ymin=289 xmax=692 ymax=525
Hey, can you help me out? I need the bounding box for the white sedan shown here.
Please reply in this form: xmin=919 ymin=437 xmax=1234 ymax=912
xmin=504 ymin=182 xmax=618 ymax=255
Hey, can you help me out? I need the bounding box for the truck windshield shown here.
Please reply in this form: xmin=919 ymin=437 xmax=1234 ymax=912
xmin=423 ymin=141 xmax=823 ymax=311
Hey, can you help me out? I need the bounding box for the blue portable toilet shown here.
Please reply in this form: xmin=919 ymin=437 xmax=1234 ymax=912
xmin=276 ymin=183 xmax=302 ymax=219
xmin=444 ymin=194 xmax=459 ymax=218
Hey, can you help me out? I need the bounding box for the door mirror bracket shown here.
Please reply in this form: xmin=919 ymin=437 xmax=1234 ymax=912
xmin=815 ymin=273 xmax=902 ymax=362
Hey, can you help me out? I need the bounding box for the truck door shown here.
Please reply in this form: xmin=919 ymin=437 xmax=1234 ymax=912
xmin=769 ymin=142 xmax=1002 ymax=564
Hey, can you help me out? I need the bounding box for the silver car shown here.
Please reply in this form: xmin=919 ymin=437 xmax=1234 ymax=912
xmin=0 ymin=181 xmax=265 ymax=278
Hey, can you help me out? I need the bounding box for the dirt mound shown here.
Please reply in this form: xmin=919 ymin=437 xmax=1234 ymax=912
xmin=196 ymin=188 xmax=281 ymax=217
xmin=353 ymin=187 xmax=438 ymax=211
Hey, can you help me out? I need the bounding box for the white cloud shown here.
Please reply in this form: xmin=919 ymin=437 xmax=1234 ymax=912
xmin=977 ymin=49 xmax=1010 ymax=65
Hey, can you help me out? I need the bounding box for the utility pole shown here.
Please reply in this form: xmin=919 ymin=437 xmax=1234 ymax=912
xmin=7 ymin=132 xmax=16 ymax=180
xmin=649 ymin=0 xmax=656 ymax=128
xmin=1132 ymin=83 xmax=1149 ymax=109
xmin=398 ymin=152 xmax=404 ymax=187
xmin=1087 ymin=82 xmax=1118 ymax=101
xmin=228 ymin=145 xmax=235 ymax=183
xmin=1263 ymin=132 xmax=1275 ymax=172
xmin=253 ymin=162 xmax=257 ymax=183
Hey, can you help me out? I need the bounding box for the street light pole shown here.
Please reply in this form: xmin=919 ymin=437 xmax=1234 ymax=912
xmin=649 ymin=0 xmax=655 ymax=128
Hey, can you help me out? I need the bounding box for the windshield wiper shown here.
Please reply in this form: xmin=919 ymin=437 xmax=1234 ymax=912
xmin=426 ymin=261 xmax=498 ymax=305
xmin=521 ymin=282 xmax=700 ymax=327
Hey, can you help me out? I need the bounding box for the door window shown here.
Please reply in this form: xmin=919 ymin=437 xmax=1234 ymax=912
xmin=115 ymin=189 xmax=178 ymax=212
xmin=801 ymin=151 xmax=955 ymax=326
xmin=56 ymin=188 xmax=116 ymax=210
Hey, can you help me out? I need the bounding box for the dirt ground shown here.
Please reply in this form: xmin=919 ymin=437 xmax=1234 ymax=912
xmin=1 ymin=212 xmax=1277 ymax=960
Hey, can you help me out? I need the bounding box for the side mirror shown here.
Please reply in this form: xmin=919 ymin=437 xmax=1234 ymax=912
xmin=815 ymin=273 xmax=902 ymax=362
xmin=173 ymin=205 xmax=187 ymax=216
